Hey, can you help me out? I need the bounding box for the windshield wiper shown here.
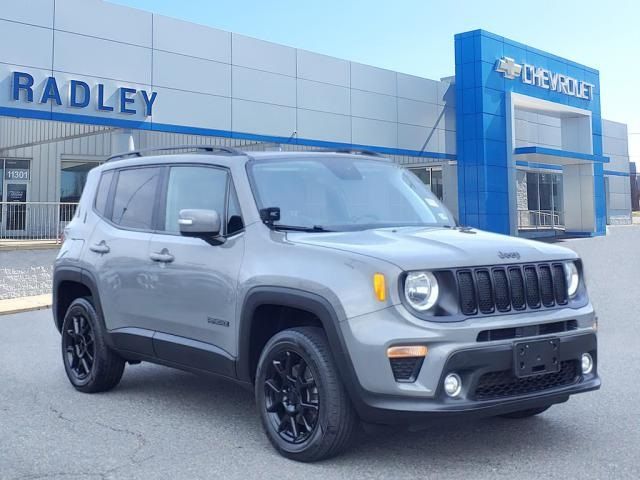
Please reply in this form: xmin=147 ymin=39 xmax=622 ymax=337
xmin=273 ymin=224 xmax=333 ymax=233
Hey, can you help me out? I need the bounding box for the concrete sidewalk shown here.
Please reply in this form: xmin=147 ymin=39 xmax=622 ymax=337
xmin=0 ymin=293 xmax=52 ymax=316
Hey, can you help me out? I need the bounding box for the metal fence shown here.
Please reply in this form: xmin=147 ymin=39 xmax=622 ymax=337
xmin=518 ymin=209 xmax=564 ymax=230
xmin=0 ymin=202 xmax=79 ymax=241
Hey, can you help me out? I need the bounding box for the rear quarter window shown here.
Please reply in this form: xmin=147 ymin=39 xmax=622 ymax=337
xmin=94 ymin=170 xmax=114 ymax=217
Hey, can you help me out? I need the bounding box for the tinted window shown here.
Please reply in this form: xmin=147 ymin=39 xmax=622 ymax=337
xmin=111 ymin=167 xmax=161 ymax=230
xmin=164 ymin=166 xmax=228 ymax=233
xmin=227 ymin=181 xmax=244 ymax=235
xmin=94 ymin=170 xmax=114 ymax=217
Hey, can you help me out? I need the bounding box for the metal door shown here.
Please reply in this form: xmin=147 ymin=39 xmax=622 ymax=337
xmin=2 ymin=181 xmax=29 ymax=235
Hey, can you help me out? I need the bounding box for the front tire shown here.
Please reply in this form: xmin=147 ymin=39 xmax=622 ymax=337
xmin=61 ymin=297 xmax=125 ymax=393
xmin=500 ymin=405 xmax=551 ymax=419
xmin=255 ymin=327 xmax=358 ymax=462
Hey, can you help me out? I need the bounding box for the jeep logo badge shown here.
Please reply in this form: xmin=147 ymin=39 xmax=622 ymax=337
xmin=498 ymin=251 xmax=521 ymax=260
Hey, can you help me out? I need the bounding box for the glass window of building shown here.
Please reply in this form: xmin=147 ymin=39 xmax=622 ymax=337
xmin=410 ymin=166 xmax=443 ymax=201
xmin=0 ymin=159 xmax=4 ymax=203
xmin=60 ymin=160 xmax=101 ymax=203
xmin=0 ymin=159 xmax=4 ymax=223
xmin=518 ymin=170 xmax=564 ymax=230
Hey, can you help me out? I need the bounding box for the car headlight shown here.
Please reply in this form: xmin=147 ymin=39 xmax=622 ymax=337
xmin=564 ymin=261 xmax=580 ymax=298
xmin=404 ymin=271 xmax=439 ymax=311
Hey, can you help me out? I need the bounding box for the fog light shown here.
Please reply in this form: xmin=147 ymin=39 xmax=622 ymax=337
xmin=444 ymin=373 xmax=462 ymax=397
xmin=581 ymin=353 xmax=594 ymax=375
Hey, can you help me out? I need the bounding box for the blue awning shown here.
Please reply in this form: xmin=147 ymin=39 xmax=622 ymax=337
xmin=513 ymin=146 xmax=610 ymax=165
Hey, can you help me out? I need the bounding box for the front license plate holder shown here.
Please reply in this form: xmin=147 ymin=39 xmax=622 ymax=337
xmin=513 ymin=338 xmax=561 ymax=378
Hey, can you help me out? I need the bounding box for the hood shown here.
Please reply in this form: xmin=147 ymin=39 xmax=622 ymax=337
xmin=286 ymin=227 xmax=577 ymax=271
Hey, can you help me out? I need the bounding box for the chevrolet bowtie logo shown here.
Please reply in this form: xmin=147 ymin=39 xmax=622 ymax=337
xmin=495 ymin=57 xmax=522 ymax=80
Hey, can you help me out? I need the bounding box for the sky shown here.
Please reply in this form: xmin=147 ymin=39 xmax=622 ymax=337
xmin=112 ymin=0 xmax=640 ymax=162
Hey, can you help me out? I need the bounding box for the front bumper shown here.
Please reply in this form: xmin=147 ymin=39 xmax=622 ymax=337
xmin=352 ymin=332 xmax=599 ymax=424
xmin=339 ymin=305 xmax=599 ymax=424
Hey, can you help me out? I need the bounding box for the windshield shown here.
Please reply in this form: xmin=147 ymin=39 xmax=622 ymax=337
xmin=248 ymin=156 xmax=456 ymax=231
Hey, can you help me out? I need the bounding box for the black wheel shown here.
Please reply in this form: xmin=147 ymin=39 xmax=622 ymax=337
xmin=255 ymin=327 xmax=358 ymax=462
xmin=61 ymin=297 xmax=125 ymax=393
xmin=500 ymin=405 xmax=551 ymax=419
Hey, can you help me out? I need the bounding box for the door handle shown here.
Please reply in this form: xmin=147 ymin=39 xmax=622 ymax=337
xmin=150 ymin=248 xmax=174 ymax=263
xmin=89 ymin=241 xmax=110 ymax=254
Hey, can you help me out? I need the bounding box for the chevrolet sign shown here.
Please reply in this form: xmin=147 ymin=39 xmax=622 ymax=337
xmin=495 ymin=57 xmax=595 ymax=101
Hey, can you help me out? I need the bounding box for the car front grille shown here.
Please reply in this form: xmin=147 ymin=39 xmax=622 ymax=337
xmin=473 ymin=360 xmax=579 ymax=401
xmin=456 ymin=263 xmax=568 ymax=316
xmin=476 ymin=320 xmax=578 ymax=342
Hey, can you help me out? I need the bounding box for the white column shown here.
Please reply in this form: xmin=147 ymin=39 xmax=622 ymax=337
xmin=442 ymin=161 xmax=458 ymax=221
xmin=563 ymin=163 xmax=595 ymax=233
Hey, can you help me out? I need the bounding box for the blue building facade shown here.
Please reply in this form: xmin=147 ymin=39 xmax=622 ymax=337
xmin=455 ymin=30 xmax=610 ymax=236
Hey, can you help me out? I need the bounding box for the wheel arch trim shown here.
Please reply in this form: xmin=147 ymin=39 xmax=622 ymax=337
xmin=237 ymin=287 xmax=359 ymax=394
xmin=53 ymin=266 xmax=108 ymax=340
xmin=52 ymin=266 xmax=83 ymax=332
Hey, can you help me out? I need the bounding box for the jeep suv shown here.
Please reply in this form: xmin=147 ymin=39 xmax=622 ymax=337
xmin=53 ymin=146 xmax=600 ymax=461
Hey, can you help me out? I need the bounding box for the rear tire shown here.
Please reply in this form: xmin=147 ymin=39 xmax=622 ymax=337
xmin=61 ymin=297 xmax=125 ymax=393
xmin=255 ymin=327 xmax=358 ymax=462
xmin=500 ymin=405 xmax=551 ymax=419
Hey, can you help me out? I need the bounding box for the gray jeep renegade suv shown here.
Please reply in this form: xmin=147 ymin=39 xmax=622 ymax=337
xmin=53 ymin=146 xmax=600 ymax=461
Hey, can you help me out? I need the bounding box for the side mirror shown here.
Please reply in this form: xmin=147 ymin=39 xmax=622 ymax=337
xmin=178 ymin=209 xmax=222 ymax=239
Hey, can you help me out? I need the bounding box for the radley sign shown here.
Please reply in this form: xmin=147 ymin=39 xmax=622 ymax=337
xmin=9 ymin=71 xmax=158 ymax=116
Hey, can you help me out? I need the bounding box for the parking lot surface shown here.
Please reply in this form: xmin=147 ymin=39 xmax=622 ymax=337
xmin=1 ymin=226 xmax=639 ymax=479
xmin=0 ymin=249 xmax=57 ymax=300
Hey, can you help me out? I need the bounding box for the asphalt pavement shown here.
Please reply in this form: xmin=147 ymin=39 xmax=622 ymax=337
xmin=1 ymin=226 xmax=639 ymax=479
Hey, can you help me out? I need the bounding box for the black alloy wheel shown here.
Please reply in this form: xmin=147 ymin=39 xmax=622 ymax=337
xmin=62 ymin=313 xmax=95 ymax=381
xmin=255 ymin=327 xmax=358 ymax=461
xmin=264 ymin=350 xmax=320 ymax=444
xmin=60 ymin=297 xmax=125 ymax=393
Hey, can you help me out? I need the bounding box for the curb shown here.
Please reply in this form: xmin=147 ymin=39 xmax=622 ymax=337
xmin=0 ymin=242 xmax=60 ymax=251
xmin=0 ymin=294 xmax=52 ymax=316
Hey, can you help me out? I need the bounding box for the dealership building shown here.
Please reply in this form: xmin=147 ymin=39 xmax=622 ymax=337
xmin=0 ymin=0 xmax=633 ymax=239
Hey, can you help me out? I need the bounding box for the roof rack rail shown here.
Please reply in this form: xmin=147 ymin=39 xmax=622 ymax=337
xmin=332 ymin=148 xmax=383 ymax=157
xmin=106 ymin=145 xmax=247 ymax=162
